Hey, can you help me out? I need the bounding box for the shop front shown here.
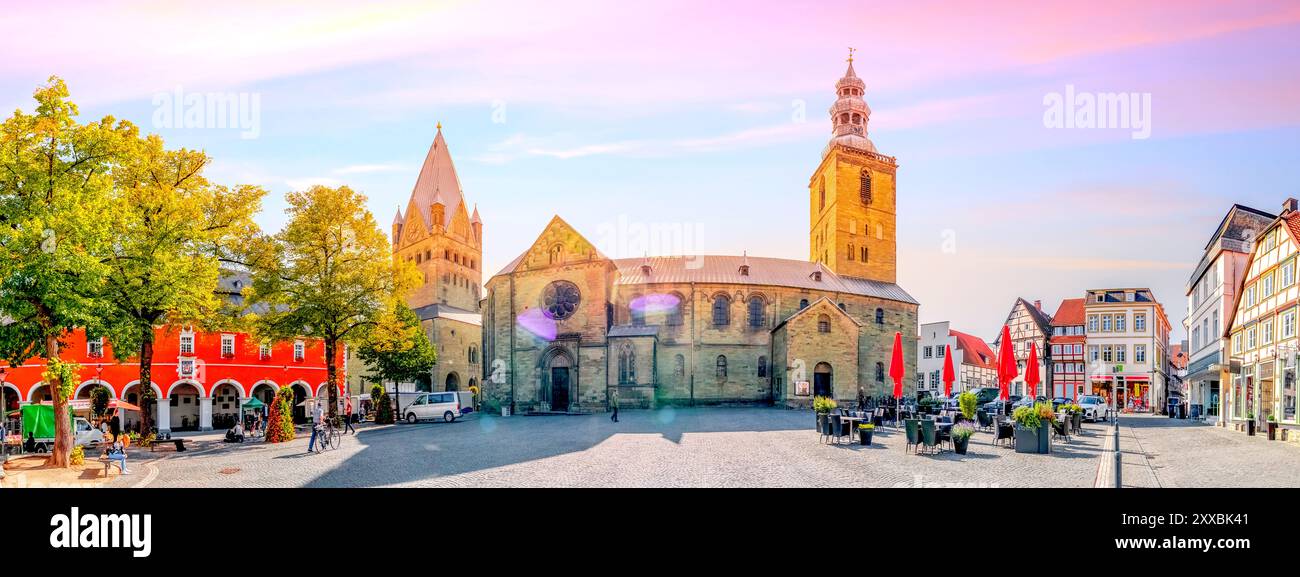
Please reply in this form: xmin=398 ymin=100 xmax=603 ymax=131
xmin=1090 ymin=374 xmax=1153 ymax=413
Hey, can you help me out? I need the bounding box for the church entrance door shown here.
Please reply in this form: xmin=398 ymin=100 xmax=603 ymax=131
xmin=551 ymin=368 xmax=570 ymax=412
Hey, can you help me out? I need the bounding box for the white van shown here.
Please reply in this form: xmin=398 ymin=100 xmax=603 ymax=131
xmin=403 ymin=391 xmax=474 ymax=424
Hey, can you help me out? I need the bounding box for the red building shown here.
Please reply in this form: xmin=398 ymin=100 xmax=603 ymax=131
xmin=1050 ymin=298 xmax=1086 ymax=400
xmin=1 ymin=325 xmax=344 ymax=433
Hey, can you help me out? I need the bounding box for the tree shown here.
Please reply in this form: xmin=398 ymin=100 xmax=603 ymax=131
xmin=90 ymin=385 xmax=110 ymax=426
xmin=99 ymin=132 xmax=264 ymax=436
xmin=0 ymin=77 xmax=133 ymax=467
xmin=356 ymin=301 xmax=437 ymax=386
xmin=249 ymin=185 xmax=418 ymax=421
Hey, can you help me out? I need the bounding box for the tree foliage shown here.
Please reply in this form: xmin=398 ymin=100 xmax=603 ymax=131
xmin=356 ymin=301 xmax=437 ymax=385
xmin=249 ymin=185 xmax=418 ymax=420
xmin=99 ymin=130 xmax=265 ymax=435
xmin=0 ymin=76 xmax=133 ymax=466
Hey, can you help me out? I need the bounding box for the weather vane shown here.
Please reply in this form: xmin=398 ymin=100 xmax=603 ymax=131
xmin=847 ymin=47 xmax=856 ymax=64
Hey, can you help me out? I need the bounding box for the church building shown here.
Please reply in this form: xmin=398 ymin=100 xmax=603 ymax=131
xmin=387 ymin=125 xmax=484 ymax=394
xmin=480 ymin=58 xmax=919 ymax=413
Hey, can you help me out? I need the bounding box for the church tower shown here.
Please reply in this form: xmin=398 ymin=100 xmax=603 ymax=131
xmin=391 ymin=124 xmax=483 ymax=311
xmin=808 ymin=50 xmax=898 ymax=283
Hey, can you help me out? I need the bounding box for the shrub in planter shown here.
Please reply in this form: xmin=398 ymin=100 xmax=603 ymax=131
xmin=813 ymin=396 xmax=838 ymax=414
xmin=265 ymin=387 xmax=296 ymax=443
xmin=1268 ymin=415 xmax=1278 ymax=440
xmin=950 ymin=422 xmax=975 ymax=454
xmin=858 ymin=423 xmax=875 ymax=445
xmin=958 ymin=391 xmax=978 ymax=421
xmin=1247 ymin=412 xmax=1256 ymax=436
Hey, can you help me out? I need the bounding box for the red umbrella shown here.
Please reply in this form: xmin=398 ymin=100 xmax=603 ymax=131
xmin=942 ymin=344 xmax=956 ymax=398
xmin=889 ymin=331 xmax=905 ymax=399
xmin=1025 ymin=342 xmax=1040 ymax=399
xmin=997 ymin=325 xmax=1018 ymax=401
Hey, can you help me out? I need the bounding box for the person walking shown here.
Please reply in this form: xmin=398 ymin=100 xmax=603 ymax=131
xmin=307 ymin=401 xmax=325 ymax=454
xmin=343 ymin=396 xmax=356 ymax=434
xmin=609 ymin=389 xmax=619 ymax=423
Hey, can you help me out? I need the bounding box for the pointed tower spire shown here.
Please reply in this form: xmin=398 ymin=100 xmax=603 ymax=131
xmin=470 ymin=203 xmax=481 ymax=224
xmin=392 ymin=205 xmax=405 ymax=226
xmin=825 ymin=49 xmax=876 ymax=156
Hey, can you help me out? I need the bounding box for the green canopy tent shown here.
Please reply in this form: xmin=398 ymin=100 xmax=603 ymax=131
xmin=238 ymin=397 xmax=266 ymax=435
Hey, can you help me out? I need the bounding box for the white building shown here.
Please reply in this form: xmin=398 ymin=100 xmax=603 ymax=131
xmin=1184 ymin=204 xmax=1273 ymax=424
xmin=917 ymin=321 xmax=997 ymax=395
xmin=1085 ymin=288 xmax=1172 ymax=412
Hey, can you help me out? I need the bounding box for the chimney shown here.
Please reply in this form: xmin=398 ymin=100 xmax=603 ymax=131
xmin=1284 ymin=198 xmax=1298 ymax=214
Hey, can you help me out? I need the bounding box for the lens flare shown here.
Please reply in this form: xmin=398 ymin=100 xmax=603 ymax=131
xmin=630 ymin=293 xmax=680 ymax=315
xmin=517 ymin=307 xmax=557 ymax=341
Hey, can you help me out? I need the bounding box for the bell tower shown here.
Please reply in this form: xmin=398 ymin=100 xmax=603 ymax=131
xmin=809 ymin=49 xmax=898 ymax=283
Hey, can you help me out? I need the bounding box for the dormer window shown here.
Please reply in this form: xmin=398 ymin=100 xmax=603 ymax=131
xmin=738 ymin=264 xmax=749 ymax=276
xmin=811 ymin=271 xmax=822 ymax=282
xmin=641 ymin=264 xmax=652 ymax=276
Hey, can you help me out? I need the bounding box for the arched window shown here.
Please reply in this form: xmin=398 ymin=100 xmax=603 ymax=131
xmin=716 ymin=355 xmax=728 ymax=379
xmin=875 ymin=308 xmax=885 ymax=324
xmin=666 ymin=294 xmax=684 ymax=326
xmin=712 ymin=295 xmax=731 ymax=326
xmin=860 ymin=170 xmax=872 ymax=205
xmin=875 ymin=362 xmax=885 ymax=382
xmin=818 ymin=314 xmax=831 ymax=333
xmin=549 ymin=244 xmax=563 ymax=264
xmin=860 ymin=246 xmax=868 ymax=262
xmin=747 ymin=295 xmax=765 ymax=328
xmin=674 ymin=354 xmax=685 ymax=379
xmin=757 ymin=356 xmax=768 ymax=378
xmin=799 ymin=299 xmax=809 ymax=310
xmin=818 ymin=176 xmax=826 ymax=211
xmin=618 ymin=344 xmax=636 ymax=384
xmin=847 ymin=243 xmax=855 ymax=261
xmin=630 ymin=294 xmax=646 ymax=326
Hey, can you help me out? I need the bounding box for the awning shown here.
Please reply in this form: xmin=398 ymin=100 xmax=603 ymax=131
xmin=241 ymin=397 xmax=266 ymax=410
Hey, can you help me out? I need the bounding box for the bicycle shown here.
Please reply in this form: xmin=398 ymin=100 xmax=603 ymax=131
xmin=314 ymin=418 xmax=343 ymax=451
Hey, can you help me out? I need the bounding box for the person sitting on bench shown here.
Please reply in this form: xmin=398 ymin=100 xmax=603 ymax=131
xmin=106 ymin=437 xmax=129 ymax=475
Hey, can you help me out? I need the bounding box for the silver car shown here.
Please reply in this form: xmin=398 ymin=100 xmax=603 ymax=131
xmin=1078 ymin=395 xmax=1109 ymax=422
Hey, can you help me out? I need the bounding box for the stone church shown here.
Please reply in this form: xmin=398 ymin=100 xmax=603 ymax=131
xmin=386 ymin=125 xmax=484 ymax=394
xmin=480 ymin=59 xmax=919 ymax=413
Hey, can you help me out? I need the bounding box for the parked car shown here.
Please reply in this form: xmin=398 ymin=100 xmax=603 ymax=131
xmin=1078 ymin=395 xmax=1109 ymax=422
xmin=1050 ymin=397 xmax=1072 ymax=411
xmin=402 ymin=391 xmax=475 ymax=424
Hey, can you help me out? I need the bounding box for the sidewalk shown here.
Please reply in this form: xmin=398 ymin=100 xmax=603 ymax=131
xmin=2 ymin=455 xmax=121 ymax=488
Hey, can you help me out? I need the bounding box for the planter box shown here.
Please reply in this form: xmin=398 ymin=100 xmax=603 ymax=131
xmin=1268 ymin=422 xmax=1278 ymax=440
xmin=858 ymin=429 xmax=873 ymax=445
xmin=953 ymin=437 xmax=969 ymax=454
xmin=1038 ymin=423 xmax=1051 ymax=453
xmin=1014 ymin=426 xmax=1040 ymax=453
xmin=1247 ymin=420 xmax=1257 ymax=436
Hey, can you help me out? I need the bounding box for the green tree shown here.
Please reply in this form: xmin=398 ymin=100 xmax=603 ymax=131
xmin=356 ymin=301 xmax=437 ymax=386
xmin=249 ymin=185 xmax=418 ymax=421
xmin=99 ymin=133 xmax=264 ymax=436
xmin=0 ymin=77 xmax=133 ymax=467
xmin=90 ymin=385 xmax=111 ymax=426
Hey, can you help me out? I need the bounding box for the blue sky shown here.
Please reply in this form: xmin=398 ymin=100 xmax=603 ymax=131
xmin=4 ymin=0 xmax=1299 ymax=342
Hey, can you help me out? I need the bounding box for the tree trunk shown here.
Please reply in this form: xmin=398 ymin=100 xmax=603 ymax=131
xmin=325 ymin=338 xmax=339 ymax=421
xmin=46 ymin=334 xmax=72 ymax=468
xmin=137 ymin=331 xmax=154 ymax=435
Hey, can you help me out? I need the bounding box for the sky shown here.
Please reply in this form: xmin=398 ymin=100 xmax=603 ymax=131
xmin=3 ymin=0 xmax=1299 ymax=344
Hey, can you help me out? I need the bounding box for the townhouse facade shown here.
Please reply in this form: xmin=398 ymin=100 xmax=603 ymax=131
xmin=1084 ymin=288 xmax=1171 ymax=412
xmin=994 ymin=298 xmax=1052 ymax=398
xmin=1049 ymin=298 xmax=1087 ymax=399
xmin=1185 ymin=204 xmax=1273 ymax=423
xmin=1225 ymin=199 xmax=1300 ymax=437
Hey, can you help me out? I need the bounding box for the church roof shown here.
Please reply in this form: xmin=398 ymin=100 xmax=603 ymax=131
xmin=410 ymin=302 xmax=481 ymax=326
xmin=407 ymin=127 xmax=464 ymax=230
xmin=611 ymin=255 xmax=918 ymax=305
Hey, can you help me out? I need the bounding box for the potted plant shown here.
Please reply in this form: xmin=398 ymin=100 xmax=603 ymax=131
xmin=1247 ymin=412 xmax=1256 ymax=436
xmin=958 ymin=391 xmax=978 ymax=422
xmin=1267 ymin=414 xmax=1278 ymax=440
xmin=950 ymin=422 xmax=975 ymax=454
xmin=1012 ymin=405 xmax=1042 ymax=453
xmin=1035 ymin=402 xmax=1055 ymax=453
xmin=814 ymin=396 xmax=837 ymax=431
xmin=858 ymin=423 xmax=875 ymax=445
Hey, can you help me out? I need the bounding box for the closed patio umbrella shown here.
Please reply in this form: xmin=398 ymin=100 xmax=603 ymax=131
xmin=942 ymin=344 xmax=955 ymax=399
xmin=1025 ymin=342 xmax=1041 ymax=400
xmin=996 ymin=325 xmax=1018 ymax=411
xmin=889 ymin=331 xmax=905 ymax=426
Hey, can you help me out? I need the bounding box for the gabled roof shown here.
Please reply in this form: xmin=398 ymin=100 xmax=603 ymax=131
xmin=1188 ymin=204 xmax=1274 ymax=290
xmin=950 ymin=329 xmax=996 ymax=370
xmin=1225 ymin=210 xmax=1300 ymax=337
xmin=1050 ymin=298 xmax=1086 ymax=326
xmin=406 ymin=127 xmax=464 ymax=231
xmin=772 ymin=296 xmax=862 ymax=332
xmin=410 ymin=303 xmax=481 ymax=326
xmin=1005 ymin=297 xmax=1053 ymax=334
xmin=490 ymin=215 xmax=612 ymax=278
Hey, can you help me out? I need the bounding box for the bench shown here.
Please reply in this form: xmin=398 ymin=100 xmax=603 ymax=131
xmin=149 ymin=438 xmax=188 ymax=452
xmin=98 ymin=455 xmax=123 ymax=477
